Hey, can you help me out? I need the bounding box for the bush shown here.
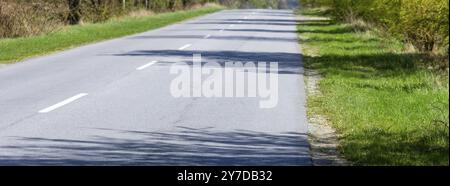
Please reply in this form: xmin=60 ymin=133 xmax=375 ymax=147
xmin=0 ymin=0 xmax=67 ymax=38
xmin=299 ymin=0 xmax=449 ymax=54
xmin=399 ymin=0 xmax=449 ymax=52
xmin=78 ymin=0 xmax=117 ymax=23
xmin=149 ymin=0 xmax=169 ymax=12
xmin=169 ymin=0 xmax=185 ymax=11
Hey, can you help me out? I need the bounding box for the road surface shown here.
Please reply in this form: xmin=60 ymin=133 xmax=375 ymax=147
xmin=0 ymin=9 xmax=311 ymax=165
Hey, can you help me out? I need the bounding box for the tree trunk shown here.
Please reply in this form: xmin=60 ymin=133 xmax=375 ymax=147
xmin=68 ymin=0 xmax=81 ymax=25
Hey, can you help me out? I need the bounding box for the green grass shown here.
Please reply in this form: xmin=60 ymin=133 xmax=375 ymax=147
xmin=298 ymin=10 xmax=449 ymax=165
xmin=0 ymin=6 xmax=223 ymax=64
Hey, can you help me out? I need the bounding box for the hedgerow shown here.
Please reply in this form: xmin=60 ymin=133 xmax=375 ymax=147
xmin=299 ymin=0 xmax=449 ymax=54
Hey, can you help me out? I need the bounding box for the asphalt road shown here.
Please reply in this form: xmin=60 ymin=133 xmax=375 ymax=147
xmin=0 ymin=9 xmax=311 ymax=165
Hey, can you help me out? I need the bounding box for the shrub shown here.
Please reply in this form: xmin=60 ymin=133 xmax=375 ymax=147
xmin=398 ymin=0 xmax=449 ymax=52
xmin=299 ymin=0 xmax=449 ymax=53
xmin=0 ymin=0 xmax=67 ymax=38
xmin=169 ymin=0 xmax=185 ymax=11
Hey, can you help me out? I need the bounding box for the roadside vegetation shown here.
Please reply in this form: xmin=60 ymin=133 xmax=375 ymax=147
xmin=299 ymin=0 xmax=449 ymax=56
xmin=0 ymin=6 xmax=222 ymax=64
xmin=297 ymin=1 xmax=449 ymax=165
xmin=0 ymin=0 xmax=292 ymax=38
xmin=0 ymin=0 xmax=225 ymax=38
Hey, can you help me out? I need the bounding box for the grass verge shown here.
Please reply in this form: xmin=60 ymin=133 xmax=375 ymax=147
xmin=298 ymin=10 xmax=449 ymax=165
xmin=0 ymin=6 xmax=223 ymax=64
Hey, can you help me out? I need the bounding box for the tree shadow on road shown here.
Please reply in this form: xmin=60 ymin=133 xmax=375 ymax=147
xmin=0 ymin=127 xmax=311 ymax=166
xmin=110 ymin=50 xmax=304 ymax=75
xmin=129 ymin=35 xmax=298 ymax=43
xmin=165 ymin=28 xmax=298 ymax=34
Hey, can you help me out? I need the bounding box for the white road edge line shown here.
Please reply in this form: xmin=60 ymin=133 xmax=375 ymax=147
xmin=38 ymin=93 xmax=88 ymax=113
xmin=137 ymin=60 xmax=157 ymax=70
xmin=179 ymin=44 xmax=192 ymax=50
xmin=204 ymin=34 xmax=211 ymax=39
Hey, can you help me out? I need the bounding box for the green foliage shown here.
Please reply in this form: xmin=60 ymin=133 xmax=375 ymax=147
xmin=399 ymin=0 xmax=449 ymax=51
xmin=298 ymin=0 xmax=450 ymax=53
